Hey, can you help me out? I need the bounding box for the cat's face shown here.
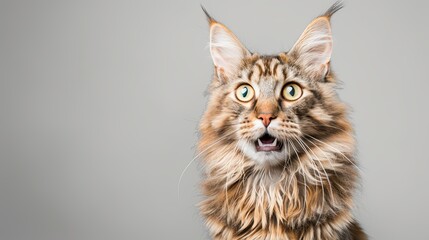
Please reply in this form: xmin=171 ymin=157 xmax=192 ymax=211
xmin=206 ymin=56 xmax=342 ymax=166
xmin=201 ymin=11 xmax=347 ymax=167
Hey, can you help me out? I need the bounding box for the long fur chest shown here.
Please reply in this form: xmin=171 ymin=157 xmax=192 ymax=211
xmin=199 ymin=154 xmax=358 ymax=240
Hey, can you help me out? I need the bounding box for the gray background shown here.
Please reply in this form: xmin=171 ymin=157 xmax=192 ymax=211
xmin=0 ymin=0 xmax=428 ymax=239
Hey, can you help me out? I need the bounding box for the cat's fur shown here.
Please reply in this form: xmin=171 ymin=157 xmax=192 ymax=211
xmin=198 ymin=3 xmax=367 ymax=239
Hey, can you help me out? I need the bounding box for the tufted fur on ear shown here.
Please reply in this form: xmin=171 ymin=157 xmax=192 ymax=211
xmin=289 ymin=2 xmax=343 ymax=80
xmin=202 ymin=7 xmax=251 ymax=80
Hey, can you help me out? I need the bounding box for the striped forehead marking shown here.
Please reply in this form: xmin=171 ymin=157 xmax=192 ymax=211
xmin=247 ymin=57 xmax=287 ymax=82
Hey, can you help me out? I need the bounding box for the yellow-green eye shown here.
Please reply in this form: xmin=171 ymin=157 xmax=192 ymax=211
xmin=235 ymin=84 xmax=255 ymax=102
xmin=282 ymin=83 xmax=303 ymax=101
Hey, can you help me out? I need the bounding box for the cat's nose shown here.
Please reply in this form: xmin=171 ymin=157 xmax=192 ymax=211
xmin=258 ymin=113 xmax=276 ymax=127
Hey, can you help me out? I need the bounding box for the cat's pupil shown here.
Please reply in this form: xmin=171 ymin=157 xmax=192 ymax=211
xmin=288 ymin=86 xmax=295 ymax=96
xmin=241 ymin=87 xmax=248 ymax=97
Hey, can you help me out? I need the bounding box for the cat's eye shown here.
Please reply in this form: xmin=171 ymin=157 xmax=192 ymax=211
xmin=235 ymin=84 xmax=255 ymax=102
xmin=282 ymin=83 xmax=303 ymax=101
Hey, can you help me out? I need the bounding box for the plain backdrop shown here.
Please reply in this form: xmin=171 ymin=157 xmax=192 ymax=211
xmin=1 ymin=0 xmax=428 ymax=239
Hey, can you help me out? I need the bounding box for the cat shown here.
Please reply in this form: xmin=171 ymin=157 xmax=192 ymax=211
xmin=197 ymin=2 xmax=367 ymax=240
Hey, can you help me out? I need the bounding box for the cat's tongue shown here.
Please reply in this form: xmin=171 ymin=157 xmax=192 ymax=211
xmin=256 ymin=134 xmax=281 ymax=152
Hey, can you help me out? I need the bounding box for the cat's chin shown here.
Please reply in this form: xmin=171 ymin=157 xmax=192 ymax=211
xmin=237 ymin=138 xmax=288 ymax=166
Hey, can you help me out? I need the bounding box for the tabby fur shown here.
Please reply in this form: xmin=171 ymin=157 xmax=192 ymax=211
xmin=198 ymin=3 xmax=367 ymax=239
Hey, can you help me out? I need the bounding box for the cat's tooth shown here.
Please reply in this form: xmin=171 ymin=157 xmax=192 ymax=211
xmin=258 ymin=139 xmax=263 ymax=146
xmin=272 ymin=138 xmax=277 ymax=146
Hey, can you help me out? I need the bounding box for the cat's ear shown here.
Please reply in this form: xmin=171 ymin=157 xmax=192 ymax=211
xmin=202 ymin=7 xmax=250 ymax=79
xmin=289 ymin=3 xmax=342 ymax=80
xmin=289 ymin=17 xmax=333 ymax=80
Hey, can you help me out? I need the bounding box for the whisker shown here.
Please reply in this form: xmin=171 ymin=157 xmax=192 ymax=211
xmin=298 ymin=137 xmax=334 ymax=197
xmin=293 ymin=136 xmax=334 ymax=226
xmin=321 ymin=124 xmax=354 ymax=137
xmin=287 ymin=138 xmax=308 ymax=206
xmin=178 ymin=129 xmax=240 ymax=199
xmin=284 ymin=138 xmax=296 ymax=200
xmin=225 ymin=140 xmax=241 ymax=209
xmin=305 ymin=138 xmax=338 ymax=177
xmin=304 ymin=134 xmax=363 ymax=174
xmin=293 ymin=136 xmax=323 ymax=182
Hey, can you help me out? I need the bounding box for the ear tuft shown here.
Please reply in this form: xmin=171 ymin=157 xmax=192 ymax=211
xmin=201 ymin=5 xmax=217 ymax=26
xmin=323 ymin=1 xmax=344 ymax=18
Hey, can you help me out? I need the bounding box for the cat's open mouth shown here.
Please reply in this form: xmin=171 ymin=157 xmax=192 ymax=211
xmin=255 ymin=134 xmax=282 ymax=152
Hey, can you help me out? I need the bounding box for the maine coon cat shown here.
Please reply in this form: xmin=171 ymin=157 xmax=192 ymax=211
xmin=198 ymin=2 xmax=367 ymax=239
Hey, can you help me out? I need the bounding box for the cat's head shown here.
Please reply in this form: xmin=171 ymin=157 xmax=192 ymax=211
xmin=200 ymin=4 xmax=351 ymax=167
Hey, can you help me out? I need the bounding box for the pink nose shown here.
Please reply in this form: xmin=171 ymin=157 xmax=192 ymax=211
xmin=258 ymin=113 xmax=276 ymax=127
